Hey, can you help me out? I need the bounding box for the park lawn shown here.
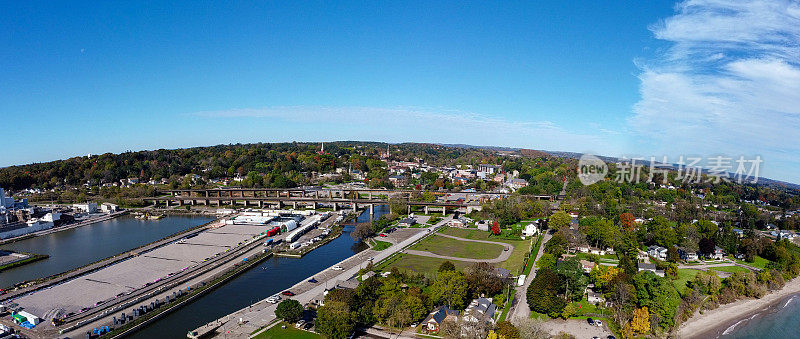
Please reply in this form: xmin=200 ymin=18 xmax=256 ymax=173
xmin=384 ymin=253 xmax=470 ymax=276
xmin=411 ymin=235 xmax=504 ymax=260
xmin=372 ymin=240 xmax=392 ymax=251
xmin=734 ymin=255 xmax=771 ymax=269
xmin=673 ymin=269 xmax=701 ymax=294
xmin=253 ymin=322 xmax=320 ymax=339
xmin=710 ymin=266 xmax=751 ymax=274
xmin=438 ymin=227 xmax=531 ymax=273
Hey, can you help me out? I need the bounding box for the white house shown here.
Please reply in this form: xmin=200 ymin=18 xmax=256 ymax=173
xmin=101 ymin=203 xmax=119 ymax=213
xmin=648 ymin=245 xmax=668 ymax=261
xmin=462 ymin=297 xmax=497 ymax=324
xmin=73 ymin=202 xmax=98 ymax=214
xmin=522 ymin=223 xmax=539 ymax=237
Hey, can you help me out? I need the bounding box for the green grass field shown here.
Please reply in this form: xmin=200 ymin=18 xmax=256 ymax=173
xmin=710 ymin=265 xmax=751 ymax=274
xmin=253 ymin=322 xmax=320 ymax=339
xmin=411 ymin=235 xmax=504 ymax=259
xmin=371 ymin=240 xmax=392 ymax=251
xmin=673 ymin=268 xmax=701 ymax=294
xmin=734 ymin=255 xmax=771 ymax=269
xmin=383 ymin=253 xmax=470 ymax=275
xmin=437 ymin=227 xmax=531 ymax=273
xmin=523 ymin=235 xmax=543 ymax=276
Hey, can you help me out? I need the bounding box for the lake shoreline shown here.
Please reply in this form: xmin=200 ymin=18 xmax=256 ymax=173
xmin=677 ymin=276 xmax=800 ymax=338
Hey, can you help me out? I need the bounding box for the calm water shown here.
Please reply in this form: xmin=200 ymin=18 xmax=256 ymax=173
xmin=130 ymin=205 xmax=387 ymax=339
xmin=722 ymin=294 xmax=800 ymax=339
xmin=0 ymin=214 xmax=214 ymax=287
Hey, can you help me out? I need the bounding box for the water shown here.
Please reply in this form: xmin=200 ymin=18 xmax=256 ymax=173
xmin=130 ymin=205 xmax=387 ymax=339
xmin=721 ymin=294 xmax=800 ymax=339
xmin=0 ymin=214 xmax=214 ymax=287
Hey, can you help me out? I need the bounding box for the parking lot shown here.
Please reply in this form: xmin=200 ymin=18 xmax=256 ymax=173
xmin=12 ymin=223 xmax=267 ymax=320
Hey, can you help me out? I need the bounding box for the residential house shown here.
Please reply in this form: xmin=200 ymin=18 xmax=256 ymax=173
xmin=648 ymin=245 xmax=668 ymax=261
xmin=447 ymin=216 xmax=472 ymax=228
xmin=423 ymin=306 xmax=460 ymax=334
xmin=637 ymin=263 xmax=665 ymax=277
xmin=522 ymin=222 xmax=539 ymax=237
xmin=388 ymin=175 xmax=408 ymax=187
xmin=712 ymin=246 xmax=725 ymax=260
xmin=508 ymin=179 xmax=528 ymax=190
xmin=462 ymin=297 xmax=497 ymax=324
xmin=494 ymin=267 xmax=512 ymax=281
xmin=477 ymin=220 xmax=491 ymax=232
xmin=586 ymin=286 xmax=605 ymax=305
xmin=100 ymin=203 xmax=119 ymax=213
xmin=677 ymin=247 xmax=699 ymax=261
xmin=580 ymin=260 xmax=596 ymax=273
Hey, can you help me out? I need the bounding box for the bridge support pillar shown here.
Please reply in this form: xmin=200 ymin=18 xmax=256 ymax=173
xmin=424 ymin=206 xmax=429 ymax=214
xmin=407 ymin=205 xmax=411 ymax=215
xmin=353 ymin=203 xmax=357 ymax=213
xmin=292 ymin=201 xmax=297 ymax=210
xmin=333 ymin=203 xmax=338 ymax=211
xmin=178 ymin=199 xmax=184 ymax=206
xmin=368 ymin=192 xmax=372 ymax=199
xmin=442 ymin=206 xmax=446 ymax=216
xmin=369 ymin=204 xmax=374 ymax=215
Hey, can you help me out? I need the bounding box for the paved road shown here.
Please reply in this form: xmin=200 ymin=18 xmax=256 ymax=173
xmin=203 ymin=216 xmax=454 ymax=338
xmin=402 ymin=233 xmax=514 ymax=263
xmin=509 ymin=232 xmax=551 ymax=322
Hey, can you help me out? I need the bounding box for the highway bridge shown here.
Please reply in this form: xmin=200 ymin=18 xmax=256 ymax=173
xmin=144 ymin=188 xmax=554 ymax=214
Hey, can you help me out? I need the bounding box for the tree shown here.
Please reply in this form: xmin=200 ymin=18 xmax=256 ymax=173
xmin=316 ymin=301 xmax=355 ymax=339
xmin=632 ymin=272 xmax=680 ymax=330
xmin=537 ymin=253 xmax=556 ymax=270
xmin=550 ymin=211 xmax=571 ymax=230
xmin=465 ymin=262 xmax=505 ymax=298
xmin=623 ymin=306 xmax=650 ymax=337
xmin=620 ymin=212 xmax=635 ymax=231
xmin=526 ymin=268 xmax=566 ymax=317
xmin=495 ymin=321 xmax=520 ymax=339
xmin=492 ymin=220 xmax=501 ymax=235
xmin=556 ymin=257 xmax=589 ymax=301
xmin=431 ymin=270 xmax=469 ymax=309
xmin=439 ymin=261 xmax=456 ymax=272
xmin=544 ymin=233 xmax=567 ymax=258
xmin=275 ymin=299 xmax=304 ymax=323
xmin=514 ymin=318 xmax=548 ymax=339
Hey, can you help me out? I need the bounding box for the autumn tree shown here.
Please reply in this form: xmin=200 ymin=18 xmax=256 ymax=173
xmin=623 ymin=306 xmax=650 ymax=337
xmin=620 ymin=212 xmax=635 ymax=231
xmin=492 ymin=220 xmax=501 ymax=235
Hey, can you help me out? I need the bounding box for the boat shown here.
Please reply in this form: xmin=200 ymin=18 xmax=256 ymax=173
xmin=148 ymin=214 xmax=164 ymax=220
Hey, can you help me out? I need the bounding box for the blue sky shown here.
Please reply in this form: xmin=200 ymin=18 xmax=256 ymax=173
xmin=2 ymin=1 xmax=799 ymax=183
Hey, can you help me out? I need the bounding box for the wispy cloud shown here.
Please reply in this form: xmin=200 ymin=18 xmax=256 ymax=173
xmin=630 ymin=0 xmax=800 ymax=182
xmin=190 ymin=106 xmax=619 ymax=154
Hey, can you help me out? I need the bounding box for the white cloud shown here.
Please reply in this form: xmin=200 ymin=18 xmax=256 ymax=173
xmin=631 ymin=0 xmax=800 ymax=183
xmin=191 ymin=106 xmax=619 ymax=154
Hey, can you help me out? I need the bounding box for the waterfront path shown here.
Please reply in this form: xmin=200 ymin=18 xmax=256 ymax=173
xmin=509 ymin=232 xmax=551 ymax=322
xmin=0 ymin=210 xmax=127 ymax=245
xmin=401 ymin=233 xmax=513 ymax=263
xmin=200 ymin=216 xmax=453 ymax=338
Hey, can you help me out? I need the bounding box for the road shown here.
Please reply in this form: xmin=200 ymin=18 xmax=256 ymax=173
xmin=402 ymin=233 xmax=514 ymax=263
xmin=202 ymin=216 xmax=454 ymax=338
xmin=509 ymin=232 xmax=551 ymax=322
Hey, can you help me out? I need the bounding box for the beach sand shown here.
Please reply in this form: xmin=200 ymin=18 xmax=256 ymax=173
xmin=676 ymin=276 xmax=800 ymax=338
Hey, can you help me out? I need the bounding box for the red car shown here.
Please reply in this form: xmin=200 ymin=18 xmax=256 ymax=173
xmin=378 ymin=233 xmax=388 ymax=237
xmin=282 ymin=291 xmax=295 ymax=296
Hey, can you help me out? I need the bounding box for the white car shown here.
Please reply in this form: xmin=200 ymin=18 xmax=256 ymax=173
xmin=594 ymin=320 xmax=603 ymax=327
xmin=332 ymin=265 xmax=343 ymax=271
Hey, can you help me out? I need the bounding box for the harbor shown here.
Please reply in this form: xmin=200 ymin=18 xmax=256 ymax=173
xmin=0 ymin=208 xmax=358 ymax=338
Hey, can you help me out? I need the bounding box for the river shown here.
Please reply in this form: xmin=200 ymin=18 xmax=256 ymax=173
xmin=0 ymin=214 xmax=214 ymax=288
xmin=129 ymin=205 xmax=387 ymax=339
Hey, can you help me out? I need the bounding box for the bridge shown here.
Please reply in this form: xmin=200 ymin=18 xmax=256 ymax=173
xmin=143 ymin=188 xmax=553 ymax=214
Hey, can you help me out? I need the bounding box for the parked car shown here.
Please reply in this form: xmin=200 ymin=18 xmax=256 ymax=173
xmin=308 ymin=278 xmax=318 ymax=283
xmin=295 ymin=320 xmax=306 ymax=328
xmin=595 ymin=320 xmax=603 ymax=327
xmin=587 ymin=317 xmax=594 ymax=325
xmin=332 ymin=265 xmax=343 ymax=271
xmin=378 ymin=233 xmax=388 ymax=237
xmin=282 ymin=291 xmax=295 ymax=296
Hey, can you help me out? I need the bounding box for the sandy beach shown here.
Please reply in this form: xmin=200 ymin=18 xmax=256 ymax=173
xmin=676 ymin=276 xmax=800 ymax=338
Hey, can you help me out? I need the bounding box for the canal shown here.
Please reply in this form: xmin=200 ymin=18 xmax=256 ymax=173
xmin=0 ymin=214 xmax=214 ymax=288
xmin=129 ymin=205 xmax=388 ymax=339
